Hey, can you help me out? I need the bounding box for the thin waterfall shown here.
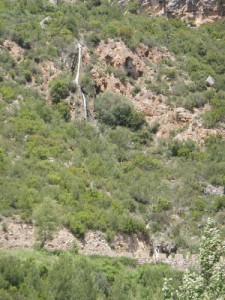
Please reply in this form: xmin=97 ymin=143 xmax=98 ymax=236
xmin=73 ymin=41 xmax=88 ymax=121
xmin=81 ymin=91 xmax=88 ymax=121
xmin=74 ymin=41 xmax=82 ymax=85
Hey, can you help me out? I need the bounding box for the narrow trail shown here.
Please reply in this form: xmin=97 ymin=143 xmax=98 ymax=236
xmin=73 ymin=41 xmax=88 ymax=121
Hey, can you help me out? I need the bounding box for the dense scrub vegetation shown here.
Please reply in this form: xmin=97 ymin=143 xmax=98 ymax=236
xmin=0 ymin=1 xmax=225 ymax=299
xmin=0 ymin=0 xmax=225 ymax=251
xmin=0 ymin=249 xmax=182 ymax=300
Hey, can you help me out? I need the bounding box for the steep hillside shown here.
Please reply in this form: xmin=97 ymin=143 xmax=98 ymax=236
xmin=0 ymin=1 xmax=225 ymax=299
xmin=0 ymin=0 xmax=225 ymax=258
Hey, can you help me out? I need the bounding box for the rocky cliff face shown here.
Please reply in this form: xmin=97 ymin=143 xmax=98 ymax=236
xmin=91 ymin=39 xmax=225 ymax=146
xmin=56 ymin=0 xmax=224 ymax=24
xmin=4 ymin=37 xmax=224 ymax=146
xmin=0 ymin=217 xmax=198 ymax=270
xmin=144 ymin=0 xmax=224 ymax=25
xmin=0 ymin=217 xmax=152 ymax=259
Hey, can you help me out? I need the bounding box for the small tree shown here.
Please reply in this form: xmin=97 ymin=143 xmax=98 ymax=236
xmin=50 ymin=76 xmax=76 ymax=104
xmin=33 ymin=198 xmax=61 ymax=247
xmin=95 ymin=92 xmax=145 ymax=130
xmin=163 ymin=219 xmax=225 ymax=300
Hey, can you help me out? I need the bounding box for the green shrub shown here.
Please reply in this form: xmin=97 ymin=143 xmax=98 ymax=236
xmin=168 ymin=139 xmax=197 ymax=159
xmin=8 ymin=69 xmax=16 ymax=80
xmin=149 ymin=122 xmax=160 ymax=134
xmin=22 ymin=70 xmax=32 ymax=82
xmin=86 ymin=32 xmax=101 ymax=47
xmin=152 ymin=197 xmax=172 ymax=212
xmin=69 ymin=219 xmax=86 ymax=238
xmin=213 ymin=196 xmax=225 ymax=212
xmin=127 ymin=0 xmax=140 ymax=14
xmin=126 ymin=110 xmax=145 ymax=131
xmin=0 ymin=83 xmax=18 ymax=101
xmin=190 ymin=210 xmax=204 ymax=221
xmin=53 ymin=102 xmax=70 ymax=122
xmin=118 ymin=25 xmax=134 ymax=42
xmin=2 ymin=222 xmax=8 ymax=233
xmin=162 ymin=68 xmax=177 ymax=80
xmin=104 ymin=20 xmax=121 ymax=39
xmin=132 ymin=85 xmax=141 ymax=96
xmin=80 ymin=72 xmax=96 ymax=96
xmin=193 ymin=199 xmax=206 ymax=212
xmin=146 ymin=81 xmax=169 ymax=95
xmin=95 ymin=92 xmax=144 ymax=130
xmin=0 ymin=148 xmax=7 ymax=171
xmin=50 ymin=77 xmax=75 ymax=104
xmin=203 ymin=99 xmax=225 ymax=128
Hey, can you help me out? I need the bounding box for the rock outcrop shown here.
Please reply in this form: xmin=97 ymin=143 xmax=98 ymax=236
xmin=3 ymin=40 xmax=24 ymax=62
xmin=95 ymin=40 xmax=146 ymax=80
xmin=92 ymin=39 xmax=225 ymax=146
xmin=0 ymin=217 xmax=199 ymax=270
xmin=204 ymin=184 xmax=225 ymax=196
xmin=92 ymin=40 xmax=171 ymax=97
xmin=146 ymin=0 xmax=224 ymax=24
xmin=0 ymin=217 xmax=152 ymax=258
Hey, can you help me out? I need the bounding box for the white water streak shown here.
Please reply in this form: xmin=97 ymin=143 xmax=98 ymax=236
xmin=74 ymin=42 xmax=82 ymax=85
xmin=73 ymin=41 xmax=87 ymax=121
xmin=81 ymin=90 xmax=87 ymax=121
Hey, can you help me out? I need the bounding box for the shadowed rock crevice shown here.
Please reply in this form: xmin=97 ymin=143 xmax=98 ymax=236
xmin=125 ymin=57 xmax=143 ymax=79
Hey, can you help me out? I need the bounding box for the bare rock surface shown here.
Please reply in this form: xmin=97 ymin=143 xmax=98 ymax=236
xmin=92 ymin=40 xmax=225 ymax=146
xmin=113 ymin=233 xmax=151 ymax=259
xmin=92 ymin=66 xmax=133 ymax=96
xmin=204 ymin=184 xmax=224 ymax=196
xmin=96 ymin=39 xmax=146 ymax=80
xmin=3 ymin=40 xmax=24 ymax=62
xmin=0 ymin=217 xmax=198 ymax=270
xmin=0 ymin=217 xmax=34 ymax=248
xmin=0 ymin=217 xmax=151 ymax=259
xmin=150 ymin=0 xmax=224 ymax=24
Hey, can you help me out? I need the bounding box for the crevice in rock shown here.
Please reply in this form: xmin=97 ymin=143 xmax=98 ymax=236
xmin=125 ymin=57 xmax=143 ymax=79
xmin=105 ymin=55 xmax=113 ymax=65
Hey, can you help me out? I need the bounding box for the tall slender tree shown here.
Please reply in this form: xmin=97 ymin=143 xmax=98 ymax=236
xmin=163 ymin=219 xmax=225 ymax=300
